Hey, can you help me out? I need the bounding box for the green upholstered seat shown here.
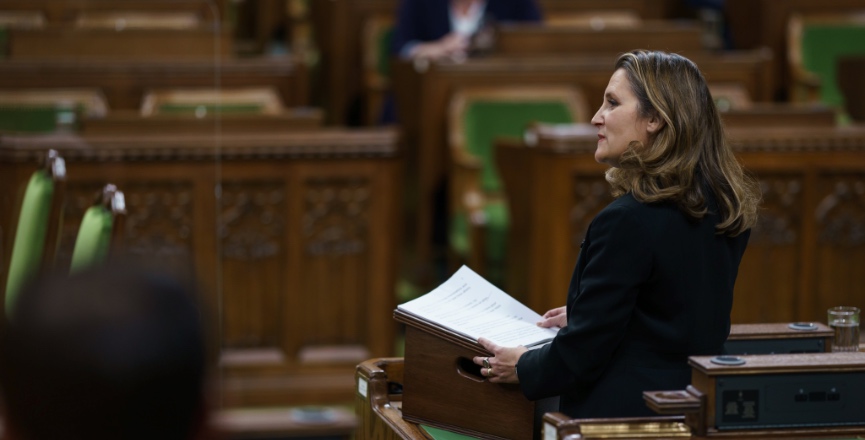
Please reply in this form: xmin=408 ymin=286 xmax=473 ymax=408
xmin=450 ymin=100 xmax=573 ymax=285
xmin=0 ymin=104 xmax=80 ymax=133
xmin=5 ymin=170 xmax=55 ymax=314
xmin=156 ymin=103 xmax=265 ymax=116
xmin=420 ymin=425 xmax=479 ymax=440
xmin=376 ymin=26 xmax=394 ymax=80
xmin=800 ymin=23 xmax=865 ymax=109
xmin=69 ymin=205 xmax=114 ymax=273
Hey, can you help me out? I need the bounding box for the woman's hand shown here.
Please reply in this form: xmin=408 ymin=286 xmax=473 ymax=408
xmin=472 ymin=337 xmax=528 ymax=384
xmin=409 ymin=32 xmax=468 ymax=61
xmin=537 ymin=306 xmax=567 ymax=328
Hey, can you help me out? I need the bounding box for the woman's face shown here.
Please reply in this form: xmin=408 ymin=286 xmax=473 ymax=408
xmin=591 ymin=69 xmax=652 ymax=167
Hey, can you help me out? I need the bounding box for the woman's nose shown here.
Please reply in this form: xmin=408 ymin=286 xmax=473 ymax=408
xmin=591 ymin=110 xmax=602 ymax=126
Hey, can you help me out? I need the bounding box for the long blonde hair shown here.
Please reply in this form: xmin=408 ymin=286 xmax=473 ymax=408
xmin=605 ymin=50 xmax=760 ymax=236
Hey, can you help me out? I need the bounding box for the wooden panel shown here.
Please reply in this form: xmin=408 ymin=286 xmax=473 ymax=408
xmin=80 ymin=109 xmax=323 ymax=136
xmin=497 ymin=124 xmax=865 ymax=324
xmin=0 ymin=57 xmax=310 ymax=111
xmin=538 ymin=0 xmax=679 ymax=20
xmin=6 ymin=26 xmax=231 ymax=60
xmin=0 ymin=0 xmax=219 ymax=25
xmin=392 ymin=49 xmax=772 ymax=285
xmin=356 ymin=357 xmax=430 ymax=440
xmin=0 ymin=128 xmax=402 ymax=408
xmin=495 ymin=21 xmax=704 ymax=56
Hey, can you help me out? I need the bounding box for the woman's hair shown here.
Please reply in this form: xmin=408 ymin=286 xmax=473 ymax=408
xmin=605 ymin=50 xmax=760 ymax=236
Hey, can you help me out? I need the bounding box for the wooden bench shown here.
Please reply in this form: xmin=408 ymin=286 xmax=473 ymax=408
xmin=0 ymin=128 xmax=402 ymax=408
xmin=0 ymin=57 xmax=311 ymax=111
xmin=0 ymin=0 xmax=219 ymax=26
xmin=391 ymin=49 xmax=773 ymax=284
xmin=494 ymin=21 xmax=704 ymax=56
xmin=5 ymin=25 xmax=232 ymax=60
xmin=497 ymin=123 xmax=865 ymax=324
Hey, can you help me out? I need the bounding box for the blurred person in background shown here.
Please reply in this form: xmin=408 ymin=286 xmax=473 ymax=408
xmin=0 ymin=260 xmax=214 ymax=440
xmin=392 ymin=0 xmax=543 ymax=62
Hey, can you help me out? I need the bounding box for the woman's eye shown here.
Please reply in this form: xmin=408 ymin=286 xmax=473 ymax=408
xmin=607 ymin=99 xmax=618 ymax=107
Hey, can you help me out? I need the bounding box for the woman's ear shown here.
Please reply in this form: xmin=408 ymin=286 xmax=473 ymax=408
xmin=646 ymin=113 xmax=666 ymax=134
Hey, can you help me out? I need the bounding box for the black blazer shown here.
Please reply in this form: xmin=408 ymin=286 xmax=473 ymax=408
xmin=517 ymin=192 xmax=750 ymax=418
xmin=391 ymin=0 xmax=542 ymax=56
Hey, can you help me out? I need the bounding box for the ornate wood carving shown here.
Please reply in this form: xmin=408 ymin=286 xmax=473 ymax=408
xmin=750 ymin=176 xmax=802 ymax=246
xmin=571 ymin=176 xmax=613 ymax=247
xmin=122 ymin=182 xmax=194 ymax=260
xmin=220 ymin=181 xmax=285 ymax=261
xmin=815 ymin=174 xmax=865 ymax=247
xmin=303 ymin=177 xmax=370 ymax=256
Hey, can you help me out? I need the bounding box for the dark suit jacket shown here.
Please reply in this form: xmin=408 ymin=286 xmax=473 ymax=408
xmin=517 ymin=192 xmax=750 ymax=418
xmin=391 ymin=0 xmax=542 ymax=56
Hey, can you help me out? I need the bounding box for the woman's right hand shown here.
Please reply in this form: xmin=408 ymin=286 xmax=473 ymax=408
xmin=409 ymin=32 xmax=468 ymax=61
xmin=537 ymin=306 xmax=567 ymax=328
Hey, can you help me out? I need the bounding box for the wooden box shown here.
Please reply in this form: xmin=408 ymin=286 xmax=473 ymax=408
xmin=726 ymin=322 xmax=834 ymax=354
xmin=394 ymin=310 xmax=558 ymax=440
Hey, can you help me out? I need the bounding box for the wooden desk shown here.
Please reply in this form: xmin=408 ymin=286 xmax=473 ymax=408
xmin=357 ymin=358 xmax=478 ymax=440
xmin=725 ymin=0 xmax=865 ymax=100
xmin=392 ymin=50 xmax=773 ymax=283
xmin=0 ymin=57 xmax=310 ymax=111
xmin=80 ymin=109 xmax=323 ymax=136
xmin=5 ymin=25 xmax=231 ymax=60
xmin=543 ymin=411 xmax=865 ymax=439
xmin=497 ymin=125 xmax=865 ymax=324
xmin=495 ymin=21 xmax=704 ymax=56
xmin=0 ymin=0 xmax=219 ymax=25
xmin=0 ymin=128 xmax=402 ymax=408
xmin=309 ymin=0 xmax=682 ymax=125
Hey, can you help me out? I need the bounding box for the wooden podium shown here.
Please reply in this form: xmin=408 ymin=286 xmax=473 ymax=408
xmin=645 ymin=352 xmax=865 ymax=437
xmin=726 ymin=322 xmax=834 ymax=354
xmin=394 ymin=310 xmax=558 ymax=440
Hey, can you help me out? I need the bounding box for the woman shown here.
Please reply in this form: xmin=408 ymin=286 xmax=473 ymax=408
xmin=473 ymin=50 xmax=760 ymax=418
xmin=391 ymin=0 xmax=542 ymax=61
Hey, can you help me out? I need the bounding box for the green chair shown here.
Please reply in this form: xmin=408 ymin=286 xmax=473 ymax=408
xmin=362 ymin=14 xmax=394 ymax=125
xmin=0 ymin=89 xmax=108 ymax=134
xmin=447 ymin=86 xmax=587 ymax=285
xmin=787 ymin=12 xmax=865 ymax=113
xmin=4 ymin=150 xmax=66 ymax=316
xmin=69 ymin=184 xmax=126 ymax=273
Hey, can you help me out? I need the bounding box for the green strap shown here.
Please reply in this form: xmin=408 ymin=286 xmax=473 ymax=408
xmin=5 ymin=170 xmax=54 ymax=316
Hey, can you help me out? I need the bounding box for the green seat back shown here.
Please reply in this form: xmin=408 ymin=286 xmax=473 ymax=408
xmin=5 ymin=170 xmax=54 ymax=315
xmin=156 ymin=103 xmax=264 ymax=116
xmin=376 ymin=26 xmax=395 ymax=79
xmin=463 ymin=101 xmax=573 ymax=193
xmin=69 ymin=205 xmax=114 ymax=273
xmin=801 ymin=23 xmax=865 ymax=108
xmin=0 ymin=104 xmax=81 ymax=133
xmin=452 ymin=100 xmax=573 ymax=285
xmin=420 ymin=425 xmax=478 ymax=440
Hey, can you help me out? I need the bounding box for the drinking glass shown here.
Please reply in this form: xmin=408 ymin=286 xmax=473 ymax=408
xmin=827 ymin=306 xmax=860 ymax=352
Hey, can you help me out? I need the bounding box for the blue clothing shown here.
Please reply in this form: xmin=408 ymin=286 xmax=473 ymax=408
xmin=391 ymin=0 xmax=542 ymax=56
xmin=517 ymin=192 xmax=750 ymax=418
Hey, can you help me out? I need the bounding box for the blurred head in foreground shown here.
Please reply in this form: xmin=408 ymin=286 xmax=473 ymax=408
xmin=0 ymin=261 xmax=209 ymax=440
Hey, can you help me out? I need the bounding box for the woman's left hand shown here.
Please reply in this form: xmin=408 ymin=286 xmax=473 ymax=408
xmin=473 ymin=337 xmax=528 ymax=384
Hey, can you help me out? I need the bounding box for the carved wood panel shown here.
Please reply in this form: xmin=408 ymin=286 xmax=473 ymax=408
xmin=814 ymin=173 xmax=865 ymax=321
xmin=733 ymin=174 xmax=803 ymax=324
xmin=299 ymin=177 xmax=371 ymax=349
xmin=220 ymin=181 xmax=286 ymax=349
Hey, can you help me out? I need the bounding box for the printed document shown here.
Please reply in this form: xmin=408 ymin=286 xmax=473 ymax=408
xmin=397 ymin=265 xmax=558 ymax=347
